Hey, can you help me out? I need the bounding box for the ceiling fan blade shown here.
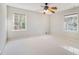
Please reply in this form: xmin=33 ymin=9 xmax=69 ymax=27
xmin=48 ymin=8 xmax=55 ymax=13
xmin=50 ymin=10 xmax=55 ymax=13
xmin=48 ymin=7 xmax=57 ymax=11
xmin=51 ymin=7 xmax=57 ymax=10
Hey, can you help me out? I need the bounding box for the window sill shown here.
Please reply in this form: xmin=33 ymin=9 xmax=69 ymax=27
xmin=12 ymin=29 xmax=27 ymax=31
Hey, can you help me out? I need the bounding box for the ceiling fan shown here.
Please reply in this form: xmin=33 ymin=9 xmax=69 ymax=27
xmin=41 ymin=3 xmax=57 ymax=14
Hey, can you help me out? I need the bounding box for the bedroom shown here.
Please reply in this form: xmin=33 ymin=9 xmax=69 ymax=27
xmin=0 ymin=3 xmax=79 ymax=55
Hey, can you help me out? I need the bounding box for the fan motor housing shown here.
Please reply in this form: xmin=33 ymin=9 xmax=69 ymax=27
xmin=44 ymin=6 xmax=48 ymax=10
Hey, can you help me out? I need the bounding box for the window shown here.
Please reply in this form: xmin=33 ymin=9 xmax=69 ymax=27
xmin=64 ymin=14 xmax=78 ymax=32
xmin=13 ymin=13 xmax=27 ymax=31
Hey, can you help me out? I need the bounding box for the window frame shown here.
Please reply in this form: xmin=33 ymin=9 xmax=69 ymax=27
xmin=12 ymin=13 xmax=27 ymax=31
xmin=64 ymin=13 xmax=78 ymax=32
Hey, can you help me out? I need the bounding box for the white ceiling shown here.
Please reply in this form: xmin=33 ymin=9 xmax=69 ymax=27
xmin=6 ymin=3 xmax=79 ymax=13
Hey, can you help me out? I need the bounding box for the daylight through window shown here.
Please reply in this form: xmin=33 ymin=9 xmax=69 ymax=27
xmin=13 ymin=13 xmax=27 ymax=31
xmin=64 ymin=14 xmax=78 ymax=32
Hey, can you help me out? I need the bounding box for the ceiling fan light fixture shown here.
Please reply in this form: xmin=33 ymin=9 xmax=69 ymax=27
xmin=43 ymin=9 xmax=53 ymax=14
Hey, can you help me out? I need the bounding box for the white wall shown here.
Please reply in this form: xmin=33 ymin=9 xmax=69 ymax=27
xmin=0 ymin=4 xmax=7 ymax=53
xmin=50 ymin=7 xmax=79 ymax=39
xmin=7 ymin=6 xmax=50 ymax=40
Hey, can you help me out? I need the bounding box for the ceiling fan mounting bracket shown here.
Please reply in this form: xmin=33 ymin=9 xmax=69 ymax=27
xmin=45 ymin=3 xmax=48 ymax=5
